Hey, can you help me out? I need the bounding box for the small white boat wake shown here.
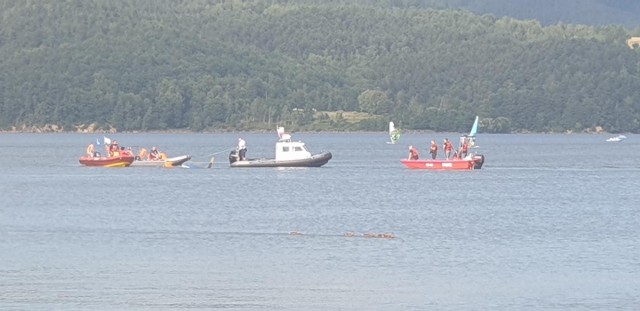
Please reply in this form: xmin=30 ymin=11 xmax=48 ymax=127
xmin=606 ymin=135 xmax=627 ymax=142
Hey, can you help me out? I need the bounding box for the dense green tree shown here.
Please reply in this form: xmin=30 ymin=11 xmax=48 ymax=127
xmin=2 ymin=0 xmax=640 ymax=133
xmin=358 ymin=90 xmax=391 ymax=115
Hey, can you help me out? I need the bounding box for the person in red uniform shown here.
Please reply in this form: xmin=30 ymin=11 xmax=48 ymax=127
xmin=443 ymin=138 xmax=453 ymax=160
xmin=408 ymin=145 xmax=420 ymax=160
xmin=429 ymin=140 xmax=438 ymax=159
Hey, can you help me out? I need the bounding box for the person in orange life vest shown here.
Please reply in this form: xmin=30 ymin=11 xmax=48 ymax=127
xmin=109 ymin=141 xmax=120 ymax=157
xmin=443 ymin=138 xmax=453 ymax=160
xmin=149 ymin=146 xmax=161 ymax=160
xmin=459 ymin=138 xmax=469 ymax=158
xmin=429 ymin=140 xmax=438 ymax=159
xmin=408 ymin=145 xmax=419 ymax=160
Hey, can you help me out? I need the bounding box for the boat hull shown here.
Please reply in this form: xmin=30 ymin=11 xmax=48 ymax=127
xmin=401 ymin=154 xmax=484 ymax=170
xmin=130 ymin=155 xmax=191 ymax=167
xmin=230 ymin=152 xmax=332 ymax=168
xmin=79 ymin=155 xmax=135 ymax=167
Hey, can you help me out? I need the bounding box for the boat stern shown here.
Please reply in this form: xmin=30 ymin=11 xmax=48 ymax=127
xmin=473 ymin=154 xmax=485 ymax=169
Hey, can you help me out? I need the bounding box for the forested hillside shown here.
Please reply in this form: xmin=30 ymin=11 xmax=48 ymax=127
xmin=433 ymin=0 xmax=640 ymax=28
xmin=1 ymin=0 xmax=640 ymax=133
xmin=319 ymin=0 xmax=640 ymax=28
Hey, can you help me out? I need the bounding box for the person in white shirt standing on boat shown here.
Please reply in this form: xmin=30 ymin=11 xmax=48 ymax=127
xmin=237 ymin=138 xmax=247 ymax=161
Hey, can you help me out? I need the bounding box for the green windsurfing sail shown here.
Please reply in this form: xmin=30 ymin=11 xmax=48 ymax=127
xmin=467 ymin=116 xmax=479 ymax=147
xmin=469 ymin=116 xmax=479 ymax=137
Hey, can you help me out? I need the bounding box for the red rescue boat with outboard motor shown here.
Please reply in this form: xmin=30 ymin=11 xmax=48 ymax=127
xmin=79 ymin=153 xmax=135 ymax=167
xmin=79 ymin=142 xmax=135 ymax=167
xmin=401 ymin=116 xmax=485 ymax=170
xmin=400 ymin=154 xmax=484 ymax=170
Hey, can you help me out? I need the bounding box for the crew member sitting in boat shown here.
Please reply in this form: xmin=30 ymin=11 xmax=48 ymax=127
xmin=408 ymin=145 xmax=419 ymax=160
xmin=137 ymin=148 xmax=148 ymax=160
xmin=237 ymin=138 xmax=247 ymax=160
xmin=109 ymin=141 xmax=120 ymax=157
xmin=149 ymin=146 xmax=161 ymax=160
xmin=86 ymin=143 xmax=100 ymax=157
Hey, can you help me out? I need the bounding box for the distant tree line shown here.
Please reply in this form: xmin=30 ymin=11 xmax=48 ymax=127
xmin=1 ymin=0 xmax=640 ymax=133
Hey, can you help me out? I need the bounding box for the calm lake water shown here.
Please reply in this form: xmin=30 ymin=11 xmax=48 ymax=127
xmin=1 ymin=132 xmax=639 ymax=310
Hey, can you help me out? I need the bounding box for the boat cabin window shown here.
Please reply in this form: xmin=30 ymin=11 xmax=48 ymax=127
xmin=280 ymin=144 xmax=307 ymax=153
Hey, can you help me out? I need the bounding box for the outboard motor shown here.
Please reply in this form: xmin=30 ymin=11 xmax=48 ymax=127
xmin=473 ymin=154 xmax=485 ymax=169
xmin=229 ymin=150 xmax=238 ymax=164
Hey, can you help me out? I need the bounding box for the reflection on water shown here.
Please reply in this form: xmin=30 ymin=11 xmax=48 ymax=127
xmin=1 ymin=133 xmax=639 ymax=310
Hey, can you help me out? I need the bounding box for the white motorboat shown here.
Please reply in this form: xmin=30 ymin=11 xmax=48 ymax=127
xmin=229 ymin=127 xmax=331 ymax=168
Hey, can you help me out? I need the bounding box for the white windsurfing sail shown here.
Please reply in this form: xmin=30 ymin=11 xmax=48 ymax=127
xmin=389 ymin=121 xmax=400 ymax=144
